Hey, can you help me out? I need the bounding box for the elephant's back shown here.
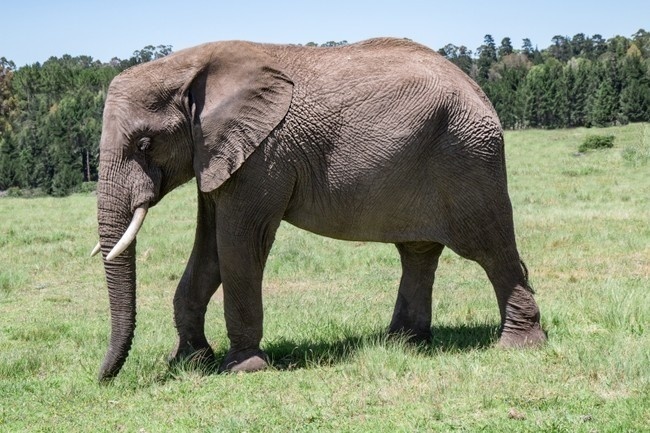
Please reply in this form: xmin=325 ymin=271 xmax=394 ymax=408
xmin=266 ymin=38 xmax=498 ymax=128
xmin=268 ymin=38 xmax=456 ymax=85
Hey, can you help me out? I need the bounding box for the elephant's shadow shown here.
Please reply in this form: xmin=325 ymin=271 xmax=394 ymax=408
xmin=162 ymin=324 xmax=498 ymax=382
xmin=228 ymin=323 xmax=498 ymax=372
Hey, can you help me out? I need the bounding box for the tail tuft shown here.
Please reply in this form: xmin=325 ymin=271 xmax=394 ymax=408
xmin=519 ymin=259 xmax=535 ymax=294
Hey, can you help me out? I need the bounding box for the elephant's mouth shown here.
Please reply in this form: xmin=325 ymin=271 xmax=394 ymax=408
xmin=107 ymin=205 xmax=148 ymax=261
xmin=146 ymin=196 xmax=162 ymax=208
xmin=92 ymin=204 xmax=149 ymax=261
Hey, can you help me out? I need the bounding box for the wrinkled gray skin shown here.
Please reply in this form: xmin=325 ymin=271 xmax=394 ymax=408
xmin=96 ymin=38 xmax=546 ymax=381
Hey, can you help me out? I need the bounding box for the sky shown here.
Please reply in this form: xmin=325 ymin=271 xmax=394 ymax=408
xmin=3 ymin=0 xmax=647 ymax=67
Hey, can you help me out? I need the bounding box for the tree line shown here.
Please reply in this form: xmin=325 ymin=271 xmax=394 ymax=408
xmin=1 ymin=32 xmax=649 ymax=195
xmin=0 ymin=46 xmax=171 ymax=196
xmin=445 ymin=30 xmax=650 ymax=129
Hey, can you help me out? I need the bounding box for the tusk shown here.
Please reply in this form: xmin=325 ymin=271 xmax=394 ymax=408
xmin=90 ymin=242 xmax=101 ymax=257
xmin=105 ymin=206 xmax=149 ymax=261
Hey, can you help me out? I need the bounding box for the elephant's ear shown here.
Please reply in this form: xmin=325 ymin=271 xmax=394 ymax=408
xmin=190 ymin=46 xmax=294 ymax=192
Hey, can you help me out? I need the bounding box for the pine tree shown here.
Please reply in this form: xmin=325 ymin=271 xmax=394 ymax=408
xmin=591 ymin=34 xmax=607 ymax=58
xmin=0 ymin=135 xmax=17 ymax=189
xmin=549 ymin=35 xmax=571 ymax=62
xmin=564 ymin=58 xmax=596 ymax=126
xmin=521 ymin=59 xmax=568 ymax=128
xmin=498 ymin=37 xmax=514 ymax=58
xmin=439 ymin=44 xmax=473 ymax=75
xmin=571 ymin=33 xmax=592 ymax=58
xmin=0 ymin=58 xmax=18 ymax=189
xmin=619 ymin=45 xmax=650 ymax=122
xmin=484 ymin=54 xmax=531 ymax=128
xmin=589 ymin=76 xmax=619 ymax=126
xmin=631 ymin=29 xmax=650 ymax=57
xmin=595 ymin=56 xmax=625 ymax=125
xmin=521 ymin=38 xmax=543 ymax=64
xmin=476 ymin=35 xmax=497 ymax=83
xmin=620 ymin=79 xmax=650 ymax=122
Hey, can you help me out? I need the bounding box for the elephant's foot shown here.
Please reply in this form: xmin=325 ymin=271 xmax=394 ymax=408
xmin=497 ymin=322 xmax=546 ymax=348
xmin=168 ymin=340 xmax=217 ymax=371
xmin=219 ymin=348 xmax=269 ymax=373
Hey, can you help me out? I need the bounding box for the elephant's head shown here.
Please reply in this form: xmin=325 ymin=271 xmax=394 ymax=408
xmin=95 ymin=42 xmax=293 ymax=381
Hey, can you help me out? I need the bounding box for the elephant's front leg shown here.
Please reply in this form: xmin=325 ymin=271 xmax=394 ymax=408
xmin=217 ymin=237 xmax=270 ymax=373
xmin=169 ymin=193 xmax=220 ymax=367
xmin=215 ymin=206 xmax=284 ymax=372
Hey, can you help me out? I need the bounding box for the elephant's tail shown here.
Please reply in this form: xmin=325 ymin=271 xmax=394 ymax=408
xmin=519 ymin=259 xmax=535 ymax=294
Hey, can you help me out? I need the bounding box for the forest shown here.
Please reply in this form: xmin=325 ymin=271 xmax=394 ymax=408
xmin=1 ymin=30 xmax=649 ymax=196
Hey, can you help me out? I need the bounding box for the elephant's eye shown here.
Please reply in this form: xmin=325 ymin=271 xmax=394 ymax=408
xmin=137 ymin=137 xmax=151 ymax=152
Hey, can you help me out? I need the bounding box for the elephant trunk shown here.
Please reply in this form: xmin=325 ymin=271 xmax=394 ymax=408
xmin=99 ymin=243 xmax=137 ymax=381
xmin=97 ymin=179 xmax=139 ymax=382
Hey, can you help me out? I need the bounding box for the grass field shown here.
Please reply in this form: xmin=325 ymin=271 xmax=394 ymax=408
xmin=1 ymin=123 xmax=648 ymax=432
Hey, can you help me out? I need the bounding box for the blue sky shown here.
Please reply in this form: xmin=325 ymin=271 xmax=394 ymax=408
xmin=4 ymin=0 xmax=647 ymax=67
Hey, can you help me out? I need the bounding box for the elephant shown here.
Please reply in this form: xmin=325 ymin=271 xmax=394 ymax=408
xmin=92 ymin=37 xmax=546 ymax=382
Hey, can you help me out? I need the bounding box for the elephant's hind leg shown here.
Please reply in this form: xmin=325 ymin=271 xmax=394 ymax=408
xmin=479 ymin=251 xmax=546 ymax=348
xmin=388 ymin=242 xmax=445 ymax=342
xmin=169 ymin=193 xmax=220 ymax=368
xmin=444 ymin=218 xmax=546 ymax=347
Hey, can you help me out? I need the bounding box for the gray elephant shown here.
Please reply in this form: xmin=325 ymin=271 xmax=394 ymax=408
xmin=92 ymin=38 xmax=545 ymax=381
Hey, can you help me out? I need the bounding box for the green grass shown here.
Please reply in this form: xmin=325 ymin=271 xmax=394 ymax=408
xmin=1 ymin=123 xmax=648 ymax=432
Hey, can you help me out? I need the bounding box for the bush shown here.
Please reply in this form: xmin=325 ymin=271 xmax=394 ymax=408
xmin=622 ymin=143 xmax=650 ymax=166
xmin=77 ymin=181 xmax=97 ymax=194
xmin=3 ymin=187 xmax=48 ymax=198
xmin=579 ymin=134 xmax=615 ymax=152
xmin=5 ymin=187 xmax=22 ymax=197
